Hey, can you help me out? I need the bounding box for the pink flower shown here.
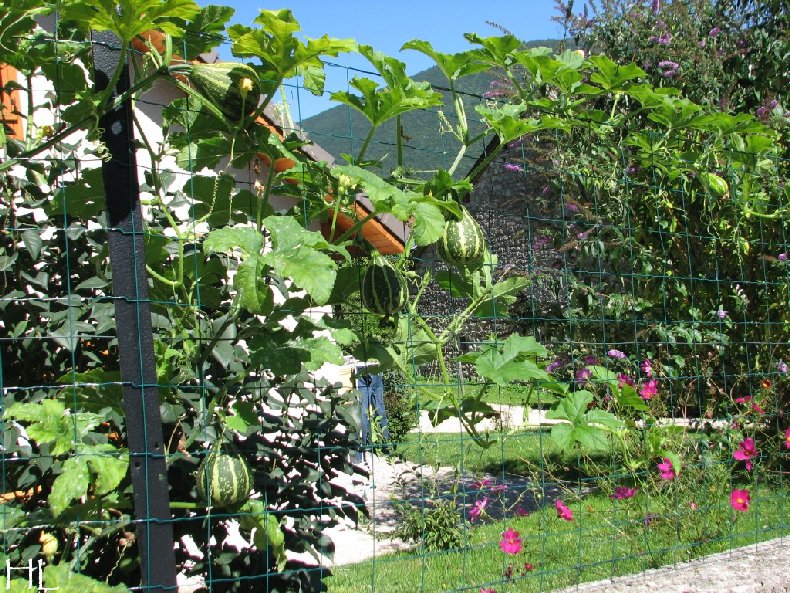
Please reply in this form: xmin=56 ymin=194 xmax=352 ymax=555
xmin=607 ymin=349 xmax=627 ymax=359
xmin=555 ymin=499 xmax=574 ymax=521
xmin=689 ymin=501 xmax=698 ymax=511
xmin=499 ymin=527 xmax=522 ymax=555
xmin=582 ymin=355 xmax=599 ymax=365
xmin=730 ymin=488 xmax=750 ymax=512
xmin=480 ymin=589 xmax=496 ymax=593
xmin=503 ymin=163 xmax=523 ymax=173
xmin=750 ymin=402 xmax=765 ymax=415
xmin=611 ymin=486 xmax=637 ymax=499
xmin=469 ymin=496 xmax=488 ymax=522
xmin=734 ymin=395 xmax=752 ymax=404
xmin=657 ymin=457 xmax=676 ymax=480
xmin=641 ymin=359 xmax=653 ymax=377
xmin=733 ymin=437 xmax=758 ymax=471
xmin=618 ymin=373 xmax=635 ymax=388
xmin=474 ymin=478 xmax=494 ymax=490
xmin=717 ymin=309 xmax=727 ymax=319
xmin=640 ymin=379 xmax=658 ymax=400
xmin=515 ymin=506 xmax=530 ymax=517
xmin=575 ymin=367 xmax=591 ymax=382
xmin=779 ymin=252 xmax=788 ymax=262
xmin=784 ymin=427 xmax=790 ymax=450
xmin=523 ymin=562 xmax=535 ymax=571
xmin=778 ymin=361 xmax=788 ymax=374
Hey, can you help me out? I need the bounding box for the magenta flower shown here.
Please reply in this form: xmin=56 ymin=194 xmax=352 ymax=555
xmin=657 ymin=457 xmax=676 ymax=480
xmin=617 ymin=373 xmax=635 ymax=388
xmin=607 ymin=349 xmax=627 ymax=359
xmin=555 ymin=499 xmax=574 ymax=521
xmin=733 ymin=437 xmax=758 ymax=471
xmin=641 ymin=359 xmax=653 ymax=377
xmin=779 ymin=252 xmax=787 ymax=262
xmin=503 ymin=163 xmax=523 ymax=173
xmin=611 ymin=486 xmax=637 ymax=499
xmin=515 ymin=506 xmax=530 ymax=517
xmin=730 ymin=488 xmax=750 ymax=512
xmin=582 ymin=355 xmax=599 ymax=365
xmin=474 ymin=478 xmax=494 ymax=490
xmin=480 ymin=588 xmax=496 ymax=593
xmin=546 ymin=358 xmax=564 ymax=373
xmin=785 ymin=427 xmax=790 ymax=449
xmin=469 ymin=496 xmax=489 ymax=522
xmin=499 ymin=527 xmax=523 ymax=555
xmin=734 ymin=395 xmax=752 ymax=404
xmin=778 ymin=361 xmax=788 ymax=374
xmin=575 ymin=367 xmax=592 ymax=382
xmin=639 ymin=379 xmax=658 ymax=400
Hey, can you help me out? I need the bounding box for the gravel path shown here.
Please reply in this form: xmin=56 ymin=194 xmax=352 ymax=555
xmin=551 ymin=536 xmax=789 ymax=593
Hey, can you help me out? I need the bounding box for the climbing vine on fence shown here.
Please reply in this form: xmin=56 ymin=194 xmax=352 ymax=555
xmin=1 ymin=1 xmax=787 ymax=592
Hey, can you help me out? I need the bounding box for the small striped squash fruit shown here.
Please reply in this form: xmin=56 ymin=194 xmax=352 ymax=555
xmin=436 ymin=206 xmax=486 ymax=265
xmin=196 ymin=452 xmax=252 ymax=508
xmin=361 ymin=256 xmax=408 ymax=315
xmin=171 ymin=62 xmax=261 ymax=121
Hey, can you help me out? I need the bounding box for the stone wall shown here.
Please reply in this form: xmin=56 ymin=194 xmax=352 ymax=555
xmin=414 ymin=142 xmax=579 ymax=377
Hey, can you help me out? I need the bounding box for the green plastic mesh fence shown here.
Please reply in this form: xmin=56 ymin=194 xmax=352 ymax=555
xmin=1 ymin=6 xmax=788 ymax=593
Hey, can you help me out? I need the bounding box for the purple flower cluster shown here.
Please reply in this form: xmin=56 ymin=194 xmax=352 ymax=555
xmin=532 ymin=236 xmax=552 ymax=251
xmin=546 ymin=358 xmax=565 ymax=374
xmin=658 ymin=60 xmax=680 ymax=78
xmin=502 ymin=163 xmax=523 ymax=173
xmin=485 ymin=80 xmax=512 ymax=99
xmin=756 ymin=99 xmax=779 ymax=121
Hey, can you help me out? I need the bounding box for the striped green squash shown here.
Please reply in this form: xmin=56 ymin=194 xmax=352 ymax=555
xmin=436 ymin=207 xmax=486 ymax=265
xmin=196 ymin=452 xmax=252 ymax=508
xmin=361 ymin=256 xmax=407 ymax=315
xmin=171 ymin=62 xmax=261 ymax=121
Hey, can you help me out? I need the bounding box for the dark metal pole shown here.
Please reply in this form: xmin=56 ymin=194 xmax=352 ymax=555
xmin=92 ymin=31 xmax=177 ymax=592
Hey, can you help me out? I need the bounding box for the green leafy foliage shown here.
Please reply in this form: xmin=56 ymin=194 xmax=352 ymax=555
xmin=61 ymin=0 xmax=201 ymax=41
xmin=546 ymin=391 xmax=624 ymax=452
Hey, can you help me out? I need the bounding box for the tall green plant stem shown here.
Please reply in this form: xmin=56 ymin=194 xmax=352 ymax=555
xmin=356 ymin=124 xmax=378 ymax=163
xmin=257 ymin=157 xmax=277 ymax=232
xmin=466 ymin=142 xmax=505 ymax=183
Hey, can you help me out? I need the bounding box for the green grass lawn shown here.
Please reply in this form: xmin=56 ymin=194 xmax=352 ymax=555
xmin=396 ymin=430 xmax=610 ymax=480
xmin=326 ymin=484 xmax=789 ymax=593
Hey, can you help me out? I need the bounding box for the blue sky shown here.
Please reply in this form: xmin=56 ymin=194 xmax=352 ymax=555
xmin=196 ymin=1 xmax=564 ymax=119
